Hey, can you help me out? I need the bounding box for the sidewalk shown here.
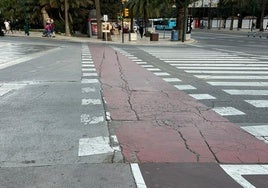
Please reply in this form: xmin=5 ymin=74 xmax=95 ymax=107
xmin=5 ymin=30 xmax=195 ymax=46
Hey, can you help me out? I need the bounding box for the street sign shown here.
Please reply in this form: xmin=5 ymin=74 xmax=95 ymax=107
xmin=103 ymin=15 xmax=108 ymax=22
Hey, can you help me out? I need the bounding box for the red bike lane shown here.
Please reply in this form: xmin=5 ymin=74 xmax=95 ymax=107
xmin=89 ymin=44 xmax=268 ymax=187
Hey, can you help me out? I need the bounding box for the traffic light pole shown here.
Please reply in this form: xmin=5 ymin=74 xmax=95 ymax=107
xmin=121 ymin=2 xmax=124 ymax=43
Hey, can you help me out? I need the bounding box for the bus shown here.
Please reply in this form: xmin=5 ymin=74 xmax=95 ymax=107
xmin=153 ymin=18 xmax=176 ymax=30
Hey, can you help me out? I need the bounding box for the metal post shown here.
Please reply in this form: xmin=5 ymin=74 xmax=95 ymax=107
xmin=121 ymin=2 xmax=124 ymax=43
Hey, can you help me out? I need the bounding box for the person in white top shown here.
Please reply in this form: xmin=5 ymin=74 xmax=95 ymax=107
xmin=4 ymin=20 xmax=11 ymax=34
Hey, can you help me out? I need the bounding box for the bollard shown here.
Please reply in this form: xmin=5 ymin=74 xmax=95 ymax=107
xmin=259 ymin=32 xmax=262 ymax=38
xmin=253 ymin=32 xmax=256 ymax=37
xmin=247 ymin=32 xmax=250 ymax=37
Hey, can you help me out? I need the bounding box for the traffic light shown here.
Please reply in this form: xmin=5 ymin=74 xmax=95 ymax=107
xmin=117 ymin=13 xmax=122 ymax=19
xmin=124 ymin=8 xmax=129 ymax=17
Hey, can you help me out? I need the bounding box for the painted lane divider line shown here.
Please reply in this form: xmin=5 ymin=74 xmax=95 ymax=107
xmin=82 ymin=87 xmax=96 ymax=93
xmin=82 ymin=99 xmax=102 ymax=105
xmin=80 ymin=114 xmax=104 ymax=125
xmin=81 ymin=79 xmax=99 ymax=84
xmin=82 ymin=72 xmax=98 ymax=77
xmin=131 ymin=163 xmax=147 ymax=188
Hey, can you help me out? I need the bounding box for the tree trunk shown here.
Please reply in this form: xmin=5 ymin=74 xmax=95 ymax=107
xmin=259 ymin=0 xmax=266 ymax=31
xmin=65 ymin=0 xmax=71 ymax=36
xmin=95 ymin=0 xmax=102 ymax=39
xmin=41 ymin=7 xmax=49 ymax=28
xmin=230 ymin=3 xmax=234 ymax=30
xmin=177 ymin=7 xmax=183 ymax=41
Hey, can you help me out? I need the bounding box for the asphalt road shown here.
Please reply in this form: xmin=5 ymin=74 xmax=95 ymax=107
xmin=0 ymin=31 xmax=268 ymax=187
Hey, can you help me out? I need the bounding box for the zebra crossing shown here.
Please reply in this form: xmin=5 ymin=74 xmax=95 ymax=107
xmin=139 ymin=47 xmax=268 ymax=145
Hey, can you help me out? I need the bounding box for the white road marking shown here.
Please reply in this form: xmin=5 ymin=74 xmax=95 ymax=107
xmin=195 ymin=75 xmax=268 ymax=80
xmin=81 ymin=79 xmax=99 ymax=84
xmin=81 ymin=58 xmax=92 ymax=61
xmin=189 ymin=94 xmax=216 ymax=100
xmin=167 ymin=60 xmax=260 ymax=63
xmin=0 ymin=47 xmax=60 ymax=70
xmin=212 ymin=107 xmax=245 ymax=116
xmin=208 ymin=82 xmax=268 ymax=87
xmin=220 ymin=164 xmax=268 ymax=188
xmin=82 ymin=87 xmax=96 ymax=93
xmin=176 ymin=67 xmax=268 ymax=70
xmin=106 ymin=112 xmax=111 ymax=121
xmin=241 ymin=125 xmax=268 ymax=143
xmin=153 ymin=72 xmax=170 ymax=76
xmin=132 ymin=59 xmax=143 ymax=62
xmin=147 ymin=68 xmax=161 ymax=71
xmin=136 ymin=61 xmax=147 ymax=64
xmin=131 ymin=163 xmax=147 ymax=188
xmin=185 ymin=70 xmax=268 ymax=74
xmin=163 ymin=57 xmax=247 ymax=61
xmin=80 ymin=114 xmax=104 ymax=125
xmin=141 ymin=65 xmax=154 ymax=68
xmin=82 ymin=99 xmax=102 ymax=105
xmin=162 ymin=78 xmax=181 ymax=82
xmin=111 ymin=135 xmax=121 ymax=151
xmin=174 ymin=85 xmax=196 ymax=90
xmin=82 ymin=65 xmax=95 ymax=68
xmin=78 ymin=136 xmax=114 ymax=156
xmin=82 ymin=68 xmax=97 ymax=72
xmin=82 ymin=73 xmax=98 ymax=77
xmin=172 ymin=64 xmax=268 ymax=67
xmin=224 ymin=90 xmax=268 ymax=96
xmin=128 ymin=56 xmax=138 ymax=59
xmin=0 ymin=84 xmax=26 ymax=96
xmin=82 ymin=61 xmax=93 ymax=64
xmin=245 ymin=100 xmax=268 ymax=108
xmin=82 ymin=64 xmax=96 ymax=68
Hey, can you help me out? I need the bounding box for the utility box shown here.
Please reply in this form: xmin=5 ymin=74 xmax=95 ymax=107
xmin=150 ymin=33 xmax=159 ymax=41
xmin=129 ymin=32 xmax=137 ymax=41
xmin=171 ymin=30 xmax=179 ymax=41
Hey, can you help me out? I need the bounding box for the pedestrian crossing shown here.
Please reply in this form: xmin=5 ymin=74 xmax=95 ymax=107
xmin=138 ymin=47 xmax=268 ymax=145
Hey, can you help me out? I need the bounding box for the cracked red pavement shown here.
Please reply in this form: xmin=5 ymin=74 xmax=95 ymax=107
xmin=89 ymin=44 xmax=268 ymax=164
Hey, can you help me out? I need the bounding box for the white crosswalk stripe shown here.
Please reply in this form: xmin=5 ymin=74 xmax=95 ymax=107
xmin=141 ymin=47 xmax=268 ymax=126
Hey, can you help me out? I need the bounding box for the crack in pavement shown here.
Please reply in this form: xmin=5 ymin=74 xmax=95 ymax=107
xmin=155 ymin=119 xmax=201 ymax=162
xmin=115 ymin=51 xmax=140 ymax=121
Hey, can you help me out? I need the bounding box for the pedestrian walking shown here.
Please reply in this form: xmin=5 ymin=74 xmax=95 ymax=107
xmin=4 ymin=20 xmax=11 ymax=34
xmin=50 ymin=18 xmax=56 ymax=37
xmin=139 ymin=25 xmax=144 ymax=38
xmin=43 ymin=21 xmax=51 ymax=37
